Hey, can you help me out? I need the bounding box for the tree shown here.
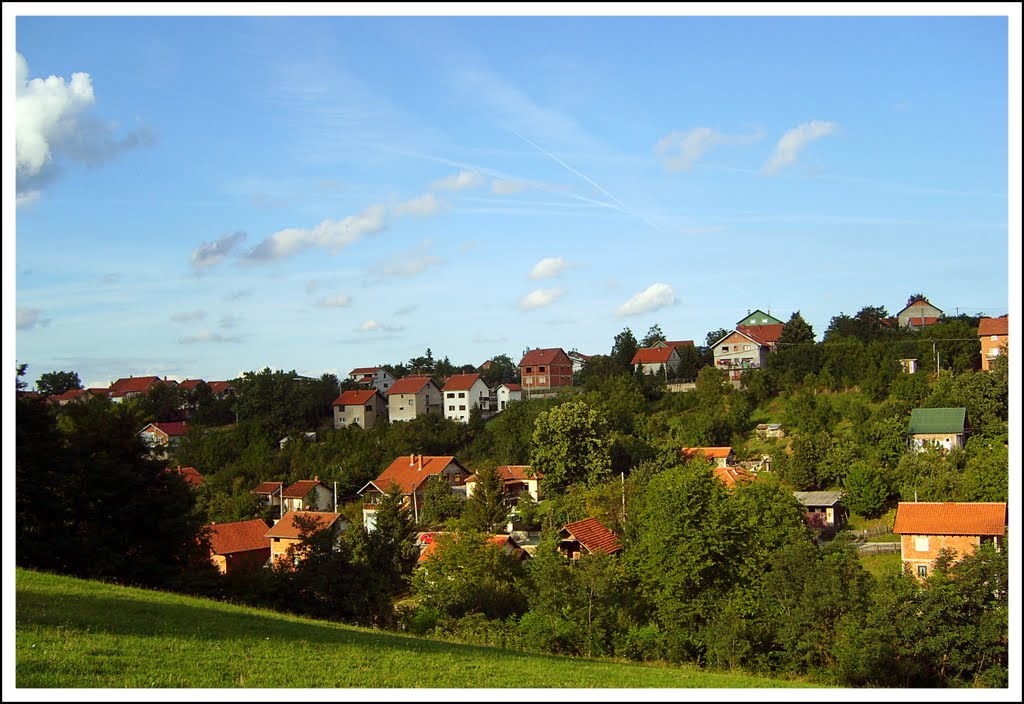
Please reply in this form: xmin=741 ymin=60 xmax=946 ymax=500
xmin=418 ymin=475 xmax=465 ymax=528
xmin=35 ymin=370 xmax=83 ymax=396
xmin=705 ymin=328 xmax=730 ymax=349
xmin=640 ymin=324 xmax=666 ymax=348
xmin=777 ymin=310 xmax=815 ymax=346
xmin=843 ymin=461 xmax=892 ymax=518
xmin=17 ymin=362 xmax=29 ymax=391
xmin=907 ymin=292 xmax=929 ymax=306
xmin=461 ymin=464 xmax=509 ymax=532
xmin=479 ymin=353 xmax=519 ymax=387
xmin=367 ymin=485 xmax=419 ymax=593
xmin=610 ymin=328 xmax=639 ymax=372
xmin=531 ymin=399 xmax=612 ymax=495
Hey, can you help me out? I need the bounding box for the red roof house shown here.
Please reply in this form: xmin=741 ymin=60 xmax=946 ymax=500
xmin=893 ymin=502 xmax=1007 ymax=580
xmin=978 ymin=315 xmax=1009 ymax=371
xmin=559 ymin=517 xmax=622 ymax=559
xmin=207 ymin=519 xmax=271 ymax=574
xmin=519 ymin=347 xmax=573 ymax=393
xmin=358 ymin=455 xmax=471 ymax=529
xmin=680 ymin=446 xmax=736 ymax=468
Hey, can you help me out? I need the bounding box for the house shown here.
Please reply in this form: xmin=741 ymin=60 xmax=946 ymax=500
xmin=680 ymin=446 xmax=736 ymax=468
xmin=567 ymin=349 xmax=593 ymax=374
xmin=898 ymin=358 xmax=919 ymax=374
xmin=169 ymin=465 xmax=204 ymax=488
xmin=251 ymin=481 xmax=285 ymax=513
xmin=348 ymin=366 xmax=396 ymax=394
xmin=386 ymin=376 xmax=442 ymax=422
xmin=711 ymin=324 xmax=784 ymax=381
xmin=48 ymin=388 xmax=106 ymax=406
xmin=495 ymin=382 xmax=523 ymax=411
xmin=281 ymin=477 xmax=334 ymax=513
xmin=631 ymin=346 xmax=681 ymax=376
xmin=653 ymin=339 xmax=696 ymax=351
xmin=558 ymin=518 xmax=622 ymax=559
xmin=265 ymin=510 xmax=345 ymax=566
xmin=713 ymin=465 xmax=758 ymax=489
xmin=207 ymin=381 xmax=234 ymax=398
xmin=893 ymin=502 xmax=1007 ymax=580
xmin=793 ymin=491 xmax=847 ymax=529
xmin=207 ymin=519 xmax=271 ymax=574
xmin=519 ymin=348 xmax=573 ymax=395
xmin=441 ymin=373 xmax=491 ymax=423
xmin=897 ymin=298 xmax=943 ymax=329
xmin=736 ymin=309 xmax=784 ymax=327
xmin=332 ymin=389 xmax=387 ymax=429
xmin=278 ymin=431 xmax=317 ymax=450
xmin=139 ymin=421 xmax=188 ymax=454
xmin=358 ymin=455 xmax=472 ymax=530
xmin=464 ymin=465 xmax=542 ymax=502
xmin=416 ymin=532 xmax=528 ymax=566
xmin=108 ymin=375 xmax=173 ymax=403
xmin=978 ymin=316 xmax=1009 ymax=372
xmin=755 ymin=423 xmax=786 ymax=440
xmin=908 ymin=407 xmax=967 ymax=453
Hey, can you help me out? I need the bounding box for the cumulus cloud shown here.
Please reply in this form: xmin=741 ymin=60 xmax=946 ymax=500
xmin=615 ymin=283 xmax=677 ymax=317
xmin=393 ymin=193 xmax=443 ymax=218
xmin=16 ymin=52 xmax=156 ymax=203
xmin=529 ymin=256 xmax=570 ymax=280
xmin=655 ymin=127 xmax=764 ymax=171
xmin=356 ymin=319 xmax=402 ymax=333
xmin=170 ymin=310 xmax=206 ymax=323
xmin=17 ymin=307 xmax=51 ymax=330
xmin=190 ymin=231 xmax=247 ymax=270
xmin=179 ymin=331 xmax=242 ymax=344
xmin=317 ymin=295 xmax=352 ymax=308
xmin=432 ymin=170 xmax=484 ymax=192
xmin=763 ymin=120 xmax=838 ymax=174
xmin=243 ymin=205 xmax=387 ymax=262
xmin=519 ymin=288 xmax=566 ymax=311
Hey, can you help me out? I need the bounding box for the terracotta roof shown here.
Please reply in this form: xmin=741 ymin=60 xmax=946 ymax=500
xmin=173 ymin=466 xmax=205 ymax=487
xmin=561 ymin=518 xmax=622 ymax=555
xmin=49 ymin=388 xmax=91 ymax=402
xmin=417 ymin=533 xmax=520 ymax=563
xmin=208 ymin=519 xmax=270 ymax=555
xmin=499 ymin=382 xmax=523 ymax=392
xmin=207 ymin=381 xmax=233 ymax=394
xmin=144 ymin=421 xmax=188 ymax=437
xmin=350 ymin=366 xmax=382 ymax=375
xmin=333 ymin=389 xmax=379 ymax=406
xmin=893 ymin=502 xmax=1007 ymax=536
xmin=387 ymin=376 xmax=435 ymax=396
xmin=663 ymin=340 xmax=694 ymax=348
xmin=680 ymin=447 xmax=734 ymax=461
xmin=520 ymin=348 xmax=568 ymax=366
xmin=466 ymin=465 xmax=540 ymax=483
xmin=714 ymin=465 xmax=757 ymax=489
xmin=978 ymin=316 xmax=1009 ymax=336
xmin=442 ymin=373 xmax=484 ymax=391
xmin=736 ymin=323 xmax=784 ymax=345
xmin=282 ymin=479 xmax=328 ymax=499
xmin=265 ymin=511 xmax=341 ymax=539
xmin=177 ymin=379 xmax=204 ymax=390
xmin=631 ymin=347 xmax=676 ymax=365
xmin=251 ymin=481 xmax=284 ymax=496
xmin=365 ymin=455 xmax=468 ymax=495
xmin=109 ymin=375 xmax=164 ymax=396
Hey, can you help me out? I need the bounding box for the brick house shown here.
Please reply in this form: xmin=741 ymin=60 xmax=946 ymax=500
xmin=386 ymin=376 xmax=442 ymax=422
xmin=519 ymin=348 xmax=573 ymax=395
xmin=332 ymin=389 xmax=387 ymax=429
xmin=108 ymin=375 xmax=173 ymax=403
xmin=207 ymin=518 xmax=271 ymax=574
xmin=358 ymin=454 xmax=472 ymax=530
xmin=893 ymin=502 xmax=1007 ymax=580
xmin=978 ymin=316 xmax=1009 ymax=372
xmin=793 ymin=491 xmax=848 ymax=530
xmin=464 ymin=465 xmax=543 ymax=502
xmin=348 ymin=366 xmax=396 ymax=394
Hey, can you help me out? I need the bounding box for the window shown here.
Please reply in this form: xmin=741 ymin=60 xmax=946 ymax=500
xmin=538 ymin=377 xmax=546 ymax=385
xmin=459 ymin=405 xmax=466 ymax=411
xmin=743 ymin=344 xmax=752 ymax=351
xmin=449 ymin=405 xmax=455 ymax=411
xmin=539 ymin=366 xmax=546 ymax=372
xmin=917 ymin=565 xmax=927 ymax=578
xmin=447 ymin=392 xmax=455 ymax=398
xmin=722 ymin=346 xmax=729 ymax=352
xmin=365 ymin=405 xmax=372 ymax=412
xmin=408 ymin=399 xmax=414 ymax=406
xmin=915 ymin=536 xmax=929 ymax=552
xmin=526 ymin=367 xmax=533 ymax=373
xmin=991 ymin=335 xmax=999 ymax=341
xmin=458 ymin=392 xmax=465 ymax=398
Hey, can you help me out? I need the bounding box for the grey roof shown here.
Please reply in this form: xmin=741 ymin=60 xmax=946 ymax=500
xmin=793 ymin=491 xmax=844 ymax=508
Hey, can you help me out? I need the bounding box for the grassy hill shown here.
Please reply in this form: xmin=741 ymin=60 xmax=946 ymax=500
xmin=16 ymin=568 xmax=817 ymax=689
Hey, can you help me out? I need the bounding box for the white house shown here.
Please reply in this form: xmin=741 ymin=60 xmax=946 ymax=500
xmin=348 ymin=366 xmax=396 ymax=394
xmin=441 ymin=373 xmax=491 ymax=423
xmin=495 ymin=382 xmax=523 ymax=411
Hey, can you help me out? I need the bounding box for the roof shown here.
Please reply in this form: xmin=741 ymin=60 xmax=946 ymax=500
xmin=173 ymin=466 xmax=205 ymax=487
xmin=662 ymin=340 xmax=695 ymax=349
xmin=49 ymin=388 xmax=91 ymax=402
xmin=899 ymin=299 xmax=943 ymax=316
xmin=978 ymin=316 xmax=1009 ymax=336
xmin=265 ymin=511 xmax=341 ymax=539
xmin=560 ymin=518 xmax=622 ymax=555
xmin=893 ymin=502 xmax=1007 ymax=536
xmin=714 ymin=465 xmax=757 ymax=489
xmin=680 ymin=447 xmax=734 ymax=461
xmin=387 ymin=376 xmax=436 ymax=396
xmin=177 ymin=379 xmax=204 ymax=390
xmin=207 ymin=381 xmax=233 ymax=394
xmin=442 ymin=373 xmax=484 ymax=391
xmin=143 ymin=421 xmax=188 ymax=437
xmin=498 ymin=382 xmax=523 ymax=392
xmin=736 ymin=309 xmax=783 ymax=326
xmin=466 ymin=465 xmax=540 ymax=483
xmin=793 ymin=491 xmax=845 ymax=508
xmin=631 ymin=347 xmax=677 ymax=365
xmin=332 ymin=389 xmax=379 ymax=406
xmin=520 ymin=347 xmax=569 ymax=366
xmin=109 ymin=375 xmax=164 ymax=396
xmin=736 ymin=323 xmax=784 ymax=345
xmin=350 ymin=366 xmax=383 ymax=375
xmin=251 ymin=481 xmax=284 ymax=496
xmin=207 ymin=519 xmax=270 ymax=555
xmin=282 ymin=479 xmax=329 ymax=499
xmin=908 ymin=407 xmax=966 ymax=435
xmin=415 ymin=533 xmax=521 ymax=563
xmin=364 ymin=455 xmax=469 ymax=495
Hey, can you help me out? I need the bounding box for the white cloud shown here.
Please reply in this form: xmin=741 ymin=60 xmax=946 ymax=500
xmin=243 ymin=205 xmax=387 ymax=262
xmin=16 ymin=307 xmax=50 ymax=330
xmin=432 ymin=170 xmax=484 ymax=191
xmin=317 ymin=295 xmax=352 ymax=308
xmin=763 ymin=120 xmax=838 ymax=174
xmin=615 ymin=283 xmax=677 ymax=317
xmin=178 ymin=331 xmax=241 ymax=344
xmin=655 ymin=127 xmax=764 ymax=171
xmin=190 ymin=231 xmax=247 ymax=270
xmin=393 ymin=193 xmax=443 ymax=217
xmin=529 ymin=256 xmax=570 ymax=280
xmin=519 ymin=288 xmax=566 ymax=311
xmin=356 ymin=319 xmax=402 ymax=333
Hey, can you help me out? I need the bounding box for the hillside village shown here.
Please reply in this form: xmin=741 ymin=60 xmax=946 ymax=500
xmin=15 ymin=294 xmax=1011 ymax=688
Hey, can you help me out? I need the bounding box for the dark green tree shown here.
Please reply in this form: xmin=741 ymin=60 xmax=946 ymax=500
xmin=461 ymin=465 xmax=509 ymax=533
xmin=367 ymin=485 xmax=419 ymax=594
xmin=610 ymin=328 xmax=639 ymax=372
xmin=531 ymin=399 xmax=612 ymax=495
xmin=418 ymin=475 xmax=465 ymax=528
xmin=35 ymin=370 xmax=83 ymax=396
xmin=843 ymin=461 xmax=893 ymax=518
xmin=777 ymin=310 xmax=816 ymax=346
xmin=640 ymin=324 xmax=666 ymax=348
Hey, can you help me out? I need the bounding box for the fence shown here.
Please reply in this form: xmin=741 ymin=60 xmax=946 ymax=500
xmin=857 ymin=542 xmax=901 ymax=555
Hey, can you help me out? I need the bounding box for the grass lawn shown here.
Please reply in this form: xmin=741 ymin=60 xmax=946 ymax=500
xmin=16 ymin=569 xmax=818 ymax=689
xmin=858 ymin=551 xmax=903 ymax=580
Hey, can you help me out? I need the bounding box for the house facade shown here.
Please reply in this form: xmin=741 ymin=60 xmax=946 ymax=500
xmin=893 ymin=502 xmax=1007 ymax=580
xmin=519 ymin=348 xmax=573 ymax=394
xmin=139 ymin=421 xmax=188 ymax=456
xmin=567 ymin=350 xmax=592 ymax=374
xmin=441 ymin=373 xmax=491 ymax=423
xmin=265 ymin=511 xmax=344 ymax=566
xmin=897 ymin=298 xmax=943 ymax=329
xmin=358 ymin=455 xmax=472 ymax=530
xmin=207 ymin=518 xmax=271 ymax=574
xmin=108 ymin=375 xmax=173 ymax=403
xmin=908 ymin=407 xmax=967 ymax=453
xmin=495 ymin=382 xmax=523 ymax=411
xmin=464 ymin=465 xmax=542 ymax=502
xmin=711 ymin=325 xmax=783 ymax=381
xmin=348 ymin=367 xmax=396 ymax=394
xmin=631 ymin=346 xmax=681 ymax=376
xmin=386 ymin=376 xmax=442 ymax=422
xmin=332 ymin=389 xmax=387 ymax=429
xmin=978 ymin=316 xmax=1009 ymax=372
xmin=793 ymin=491 xmax=848 ymax=529
xmin=281 ymin=478 xmax=334 ymax=513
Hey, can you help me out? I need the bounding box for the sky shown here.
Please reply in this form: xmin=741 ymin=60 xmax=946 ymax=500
xmin=6 ymin=4 xmax=1021 ymax=391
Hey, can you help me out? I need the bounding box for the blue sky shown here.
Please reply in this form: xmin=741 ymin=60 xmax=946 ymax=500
xmin=7 ymin=6 xmax=1021 ymax=390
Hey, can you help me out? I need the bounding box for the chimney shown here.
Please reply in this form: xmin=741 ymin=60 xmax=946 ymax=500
xmin=410 ymin=454 xmax=415 ymax=466
xmin=314 ymin=475 xmax=319 ymax=482
xmin=417 ymin=455 xmax=423 ymax=471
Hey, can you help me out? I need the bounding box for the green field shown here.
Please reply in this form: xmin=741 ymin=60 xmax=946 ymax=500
xmin=16 ymin=569 xmax=818 ymax=689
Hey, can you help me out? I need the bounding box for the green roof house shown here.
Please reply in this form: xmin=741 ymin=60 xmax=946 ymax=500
xmin=908 ymin=407 xmax=967 ymax=453
xmin=736 ymin=309 xmax=784 ymax=327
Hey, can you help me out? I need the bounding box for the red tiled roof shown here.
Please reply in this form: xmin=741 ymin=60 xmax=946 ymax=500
xmin=417 ymin=533 xmax=519 ymax=563
xmin=466 ymin=465 xmax=541 ymax=483
xmin=664 ymin=340 xmax=695 ymax=348
xmin=442 ymin=373 xmax=483 ymax=391
xmin=714 ymin=465 xmax=756 ymax=489
xmin=173 ymin=466 xmax=205 ymax=487
xmin=736 ymin=323 xmax=784 ymax=345
xmin=631 ymin=347 xmax=676 ymax=365
xmin=333 ymin=389 xmax=379 ymax=406
xmin=282 ymin=479 xmax=327 ymax=499
xmin=893 ymin=502 xmax=1007 ymax=536
xmin=350 ymin=366 xmax=382 ymax=375
xmin=177 ymin=379 xmax=204 ymax=390
xmin=681 ymin=447 xmax=734 ymax=460
xmin=207 ymin=381 xmax=232 ymax=394
xmin=49 ymin=388 xmax=91 ymax=402
xmin=499 ymin=382 xmax=523 ymax=391
xmin=265 ymin=511 xmax=341 ymax=539
xmin=978 ymin=316 xmax=1009 ymax=336
xmin=150 ymin=421 xmax=188 ymax=437
xmin=520 ymin=348 xmax=568 ymax=366
xmin=208 ymin=519 xmax=271 ymax=555
xmin=109 ymin=376 xmax=164 ymax=395
xmin=251 ymin=481 xmax=284 ymax=496
xmin=366 ymin=455 xmax=468 ymax=495
xmin=387 ymin=376 xmax=435 ymax=395
xmin=561 ymin=518 xmax=622 ymax=555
